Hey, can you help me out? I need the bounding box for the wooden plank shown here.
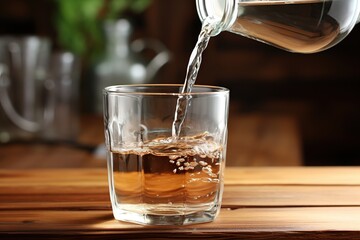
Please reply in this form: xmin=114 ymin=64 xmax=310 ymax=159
xmin=2 ymin=167 xmax=360 ymax=186
xmin=1 ymin=168 xmax=360 ymax=239
xmin=226 ymin=114 xmax=302 ymax=166
xmin=0 ymin=186 xmax=360 ymax=210
xmin=1 ymin=168 xmax=360 ymax=208
xmin=223 ymin=185 xmax=360 ymax=207
xmin=0 ymin=169 xmax=108 ymax=185
xmin=1 ymin=185 xmax=360 ymax=208
xmin=0 ymin=143 xmax=106 ymax=169
xmin=225 ymin=167 xmax=360 ymax=185
xmin=1 ymin=232 xmax=359 ymax=240
xmin=0 ymin=202 xmax=110 ymax=211
xmin=1 ymin=207 xmax=360 ymax=234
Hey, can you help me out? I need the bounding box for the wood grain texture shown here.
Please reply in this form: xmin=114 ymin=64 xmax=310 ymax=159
xmin=226 ymin=114 xmax=302 ymax=166
xmin=1 ymin=167 xmax=360 ymax=239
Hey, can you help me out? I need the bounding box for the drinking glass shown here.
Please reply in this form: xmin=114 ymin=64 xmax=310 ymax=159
xmin=103 ymin=84 xmax=229 ymax=225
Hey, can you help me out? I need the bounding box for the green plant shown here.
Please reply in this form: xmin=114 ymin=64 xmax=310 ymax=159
xmin=54 ymin=0 xmax=151 ymax=63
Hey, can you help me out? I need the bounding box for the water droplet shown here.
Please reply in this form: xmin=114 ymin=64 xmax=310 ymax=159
xmin=199 ymin=161 xmax=208 ymax=166
xmin=190 ymin=161 xmax=198 ymax=167
xmin=169 ymin=155 xmax=180 ymax=160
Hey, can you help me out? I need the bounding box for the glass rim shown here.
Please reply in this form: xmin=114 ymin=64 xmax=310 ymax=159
xmin=103 ymin=84 xmax=229 ymax=96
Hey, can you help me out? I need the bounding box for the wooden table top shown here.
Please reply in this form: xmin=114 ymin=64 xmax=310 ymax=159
xmin=1 ymin=167 xmax=360 ymax=239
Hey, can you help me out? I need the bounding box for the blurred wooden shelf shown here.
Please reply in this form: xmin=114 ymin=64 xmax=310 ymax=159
xmin=227 ymin=113 xmax=302 ymax=166
xmin=0 ymin=113 xmax=302 ymax=169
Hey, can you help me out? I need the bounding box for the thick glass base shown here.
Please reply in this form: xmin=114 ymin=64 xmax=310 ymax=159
xmin=112 ymin=204 xmax=219 ymax=225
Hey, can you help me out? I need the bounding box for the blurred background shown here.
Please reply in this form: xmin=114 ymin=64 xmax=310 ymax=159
xmin=0 ymin=0 xmax=360 ymax=168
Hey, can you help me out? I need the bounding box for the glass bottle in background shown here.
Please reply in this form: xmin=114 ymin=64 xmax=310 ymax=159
xmin=93 ymin=19 xmax=170 ymax=113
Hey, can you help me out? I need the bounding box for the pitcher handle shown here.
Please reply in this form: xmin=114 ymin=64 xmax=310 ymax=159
xmin=131 ymin=39 xmax=171 ymax=81
xmin=0 ymin=64 xmax=40 ymax=133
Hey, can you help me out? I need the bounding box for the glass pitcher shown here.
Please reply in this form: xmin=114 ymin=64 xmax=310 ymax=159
xmin=0 ymin=36 xmax=80 ymax=142
xmin=196 ymin=0 xmax=360 ymax=53
xmin=93 ymin=19 xmax=171 ymax=113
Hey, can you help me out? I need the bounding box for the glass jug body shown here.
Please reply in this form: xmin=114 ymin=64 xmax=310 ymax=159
xmin=196 ymin=0 xmax=360 ymax=53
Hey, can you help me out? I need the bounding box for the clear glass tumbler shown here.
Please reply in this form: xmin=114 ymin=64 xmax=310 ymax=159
xmin=103 ymin=84 xmax=229 ymax=225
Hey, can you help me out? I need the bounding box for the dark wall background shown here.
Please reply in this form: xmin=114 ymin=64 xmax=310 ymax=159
xmin=1 ymin=0 xmax=360 ymax=166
